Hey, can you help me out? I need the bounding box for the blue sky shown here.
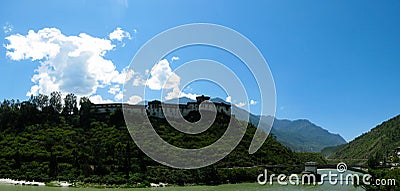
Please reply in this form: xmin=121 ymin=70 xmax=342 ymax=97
xmin=1 ymin=0 xmax=400 ymax=141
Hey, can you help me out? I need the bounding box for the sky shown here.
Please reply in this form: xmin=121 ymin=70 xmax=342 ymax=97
xmin=0 ymin=0 xmax=399 ymax=141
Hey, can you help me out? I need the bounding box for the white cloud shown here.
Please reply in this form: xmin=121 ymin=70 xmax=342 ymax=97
xmin=146 ymin=59 xmax=180 ymax=90
xmin=128 ymin=95 xmax=142 ymax=104
xmin=115 ymin=92 xmax=123 ymax=101
xmin=236 ymin=102 xmax=246 ymax=107
xmin=132 ymin=76 xmax=145 ymax=86
xmin=5 ymin=27 xmax=130 ymax=99
xmin=165 ymin=87 xmax=200 ymax=100
xmin=145 ymin=59 xmax=200 ymax=100
xmin=171 ymin=56 xmax=180 ymax=62
xmin=122 ymin=68 xmax=135 ymax=82
xmin=89 ymin=95 xmax=114 ymax=104
xmin=249 ymin=99 xmax=257 ymax=105
xmin=180 ymin=92 xmax=200 ymax=100
xmin=108 ymin=85 xmax=120 ymax=95
xmin=3 ymin=23 xmax=13 ymax=34
xmin=109 ymin=27 xmax=131 ymax=41
xmin=5 ymin=28 xmax=62 ymax=61
xmin=226 ymin=96 xmax=231 ymax=103
xmin=27 ymin=85 xmax=39 ymax=96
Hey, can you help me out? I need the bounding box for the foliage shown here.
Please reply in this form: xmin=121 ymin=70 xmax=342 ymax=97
xmin=295 ymin=152 xmax=327 ymax=165
xmin=330 ymin=115 xmax=400 ymax=161
xmin=270 ymin=119 xmax=347 ymax=152
xmin=0 ymin=92 xmax=303 ymax=186
xmin=361 ymin=168 xmax=400 ymax=191
xmin=320 ymin=144 xmax=346 ymax=158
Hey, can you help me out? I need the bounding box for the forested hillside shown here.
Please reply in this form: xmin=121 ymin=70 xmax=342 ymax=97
xmin=326 ymin=115 xmax=400 ymax=191
xmin=329 ymin=115 xmax=400 ymax=161
xmin=0 ymin=92 xmax=304 ymax=186
xmin=271 ymin=119 xmax=346 ymax=152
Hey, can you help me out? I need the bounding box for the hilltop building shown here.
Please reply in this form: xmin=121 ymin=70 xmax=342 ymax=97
xmin=89 ymin=103 xmax=146 ymax=114
xmin=147 ymin=95 xmax=231 ymax=118
xmin=89 ymin=95 xmax=231 ymax=118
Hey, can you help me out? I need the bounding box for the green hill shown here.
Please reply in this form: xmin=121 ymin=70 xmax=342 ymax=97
xmin=320 ymin=144 xmax=346 ymax=158
xmin=329 ymin=115 xmax=400 ymax=160
xmin=0 ymin=93 xmax=302 ymax=186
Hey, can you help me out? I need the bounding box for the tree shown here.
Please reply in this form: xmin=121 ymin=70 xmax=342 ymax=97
xmin=37 ymin=94 xmax=49 ymax=111
xmin=79 ymin=97 xmax=92 ymax=116
xmin=50 ymin=91 xmax=62 ymax=113
xmin=63 ymin=93 xmax=77 ymax=115
xmin=30 ymin=94 xmax=49 ymax=111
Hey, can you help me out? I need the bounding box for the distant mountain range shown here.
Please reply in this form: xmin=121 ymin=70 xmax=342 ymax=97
xmin=158 ymin=97 xmax=347 ymax=152
xmin=270 ymin=118 xmax=346 ymax=152
xmin=327 ymin=115 xmax=400 ymax=160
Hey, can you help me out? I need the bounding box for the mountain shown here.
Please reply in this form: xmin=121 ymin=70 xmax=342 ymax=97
xmin=164 ymin=97 xmax=196 ymax=104
xmin=270 ymin=119 xmax=347 ymax=152
xmin=249 ymin=115 xmax=347 ymax=153
xmin=165 ymin=96 xmax=346 ymax=152
xmin=321 ymin=144 xmax=346 ymax=158
xmin=210 ymin=97 xmax=230 ymax=105
xmin=329 ymin=115 xmax=400 ymax=160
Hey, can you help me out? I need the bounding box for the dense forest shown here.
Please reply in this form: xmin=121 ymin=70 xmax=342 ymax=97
xmin=0 ymin=92 xmax=316 ymax=187
xmin=327 ymin=115 xmax=400 ymax=191
xmin=329 ymin=115 xmax=400 ymax=161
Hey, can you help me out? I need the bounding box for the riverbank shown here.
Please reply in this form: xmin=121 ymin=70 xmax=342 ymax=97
xmin=0 ymin=178 xmax=45 ymax=186
xmin=0 ymin=182 xmax=364 ymax=191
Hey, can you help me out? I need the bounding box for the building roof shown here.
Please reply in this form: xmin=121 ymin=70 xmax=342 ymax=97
xmin=305 ymin=162 xmax=318 ymax=166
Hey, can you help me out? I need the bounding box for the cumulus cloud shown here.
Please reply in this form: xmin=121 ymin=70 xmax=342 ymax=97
xmin=225 ymin=96 xmax=232 ymax=103
xmin=236 ymin=102 xmax=246 ymax=107
xmin=108 ymin=85 xmax=120 ymax=95
xmin=132 ymin=76 xmax=145 ymax=86
xmin=146 ymin=59 xmax=180 ymax=90
xmin=3 ymin=23 xmax=13 ymax=34
xmin=109 ymin=27 xmax=131 ymax=41
xmin=4 ymin=27 xmax=130 ymax=100
xmin=89 ymin=95 xmax=114 ymax=104
xmin=224 ymin=96 xmax=248 ymax=107
xmin=115 ymin=92 xmax=123 ymax=101
xmin=122 ymin=58 xmax=197 ymax=101
xmin=164 ymin=87 xmax=200 ymax=100
xmin=171 ymin=56 xmax=180 ymax=62
xmin=128 ymin=95 xmax=143 ymax=104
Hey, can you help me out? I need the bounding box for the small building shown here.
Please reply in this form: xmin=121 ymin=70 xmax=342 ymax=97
xmin=89 ymin=103 xmax=146 ymax=114
xmin=123 ymin=104 xmax=146 ymax=115
xmin=304 ymin=162 xmax=318 ymax=174
xmin=301 ymin=162 xmax=321 ymax=184
xmin=196 ymin=95 xmax=210 ymax=102
xmin=90 ymin=103 xmax=122 ymax=113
